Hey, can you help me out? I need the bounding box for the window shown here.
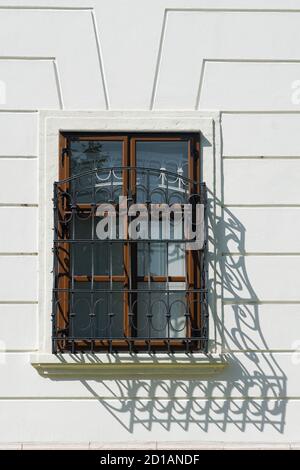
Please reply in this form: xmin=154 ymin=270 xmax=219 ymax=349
xmin=52 ymin=133 xmax=207 ymax=353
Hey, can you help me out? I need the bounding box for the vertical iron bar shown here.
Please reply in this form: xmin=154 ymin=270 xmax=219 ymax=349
xmin=166 ymin=169 xmax=170 ymax=351
xmin=52 ymin=182 xmax=58 ymax=353
xmin=90 ymin=173 xmax=96 ymax=353
xmin=203 ymin=183 xmax=209 ymax=352
xmin=70 ymin=178 xmax=76 ymax=354
xmin=166 ymin=239 xmax=170 ymax=353
xmin=109 ymin=235 xmax=113 ymax=353
xmin=147 ymin=168 xmax=152 ymax=352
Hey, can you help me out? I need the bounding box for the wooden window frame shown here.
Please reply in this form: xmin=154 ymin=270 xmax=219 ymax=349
xmin=54 ymin=131 xmax=203 ymax=353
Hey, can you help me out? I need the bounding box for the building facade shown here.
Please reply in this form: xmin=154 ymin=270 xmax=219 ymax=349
xmin=0 ymin=0 xmax=300 ymax=448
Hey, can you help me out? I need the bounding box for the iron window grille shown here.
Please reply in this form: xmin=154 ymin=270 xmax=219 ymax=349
xmin=52 ymin=133 xmax=208 ymax=354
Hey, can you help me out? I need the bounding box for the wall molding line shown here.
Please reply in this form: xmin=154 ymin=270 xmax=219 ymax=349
xmin=91 ymin=10 xmax=109 ymax=110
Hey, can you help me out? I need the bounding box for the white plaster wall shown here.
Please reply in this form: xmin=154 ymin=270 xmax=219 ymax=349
xmin=1 ymin=0 xmax=300 ymax=446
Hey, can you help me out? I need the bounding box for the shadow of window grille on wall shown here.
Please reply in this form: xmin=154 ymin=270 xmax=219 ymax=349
xmin=52 ymin=134 xmax=207 ymax=353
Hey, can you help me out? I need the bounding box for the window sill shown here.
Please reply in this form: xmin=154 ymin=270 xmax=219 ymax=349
xmin=30 ymin=353 xmax=227 ymax=379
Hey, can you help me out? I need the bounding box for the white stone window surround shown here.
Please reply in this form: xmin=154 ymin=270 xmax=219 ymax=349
xmin=31 ymin=110 xmax=223 ymax=375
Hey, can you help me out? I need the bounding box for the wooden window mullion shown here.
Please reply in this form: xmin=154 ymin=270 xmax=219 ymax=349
xmin=57 ymin=133 xmax=70 ymax=350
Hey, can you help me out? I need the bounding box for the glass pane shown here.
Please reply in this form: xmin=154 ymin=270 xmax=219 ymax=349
xmin=71 ymin=282 xmax=123 ymax=338
xmin=71 ymin=216 xmax=124 ymax=276
xmin=135 ymin=141 xmax=189 ymax=204
xmin=137 ymin=217 xmax=185 ymax=277
xmin=137 ymin=242 xmax=185 ymax=276
xmin=69 ymin=140 xmax=123 ymax=203
xmin=168 ymin=243 xmax=185 ymax=276
xmin=135 ymin=282 xmax=186 ymax=338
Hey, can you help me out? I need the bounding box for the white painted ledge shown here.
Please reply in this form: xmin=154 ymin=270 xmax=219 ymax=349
xmin=30 ymin=353 xmax=227 ymax=379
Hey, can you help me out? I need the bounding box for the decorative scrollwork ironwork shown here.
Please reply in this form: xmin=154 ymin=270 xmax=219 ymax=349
xmin=52 ymin=166 xmax=208 ymax=353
